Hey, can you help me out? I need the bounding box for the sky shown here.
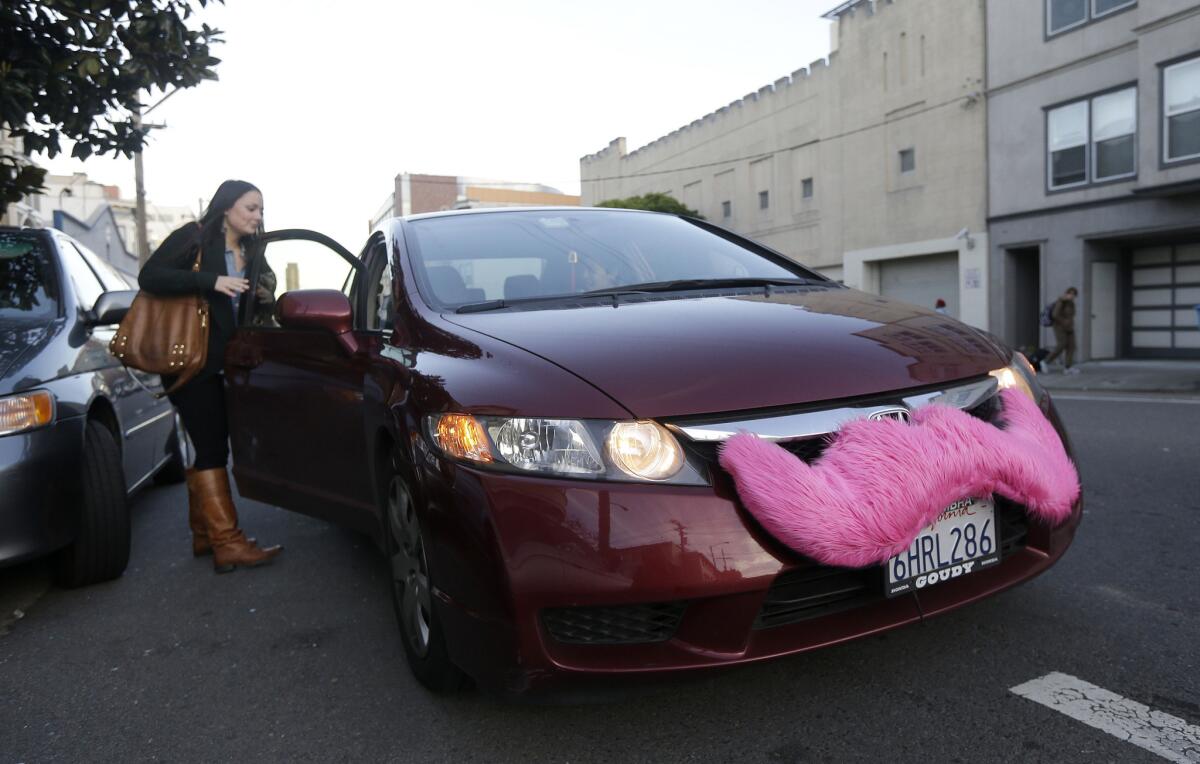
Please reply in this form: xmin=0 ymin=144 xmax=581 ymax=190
xmin=36 ymin=0 xmax=835 ymax=254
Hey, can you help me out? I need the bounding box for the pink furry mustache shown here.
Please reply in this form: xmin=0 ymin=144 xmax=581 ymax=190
xmin=718 ymin=388 xmax=1080 ymax=568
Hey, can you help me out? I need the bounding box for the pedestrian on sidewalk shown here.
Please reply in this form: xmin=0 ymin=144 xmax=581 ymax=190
xmin=138 ymin=179 xmax=282 ymax=573
xmin=1044 ymin=286 xmax=1080 ymax=374
xmin=934 ymin=298 xmax=948 ymax=315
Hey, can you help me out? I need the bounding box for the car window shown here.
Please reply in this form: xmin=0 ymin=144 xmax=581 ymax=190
xmin=245 ymin=238 xmax=356 ymax=328
xmin=405 ymin=210 xmax=815 ymax=309
xmin=0 ymin=231 xmax=60 ymax=321
xmin=364 ymin=247 xmax=394 ymax=332
xmin=57 ymin=238 xmax=105 ymax=311
xmin=69 ymin=239 xmax=134 ymax=290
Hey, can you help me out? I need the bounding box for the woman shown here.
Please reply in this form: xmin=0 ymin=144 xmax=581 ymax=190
xmin=139 ymin=179 xmax=281 ymax=573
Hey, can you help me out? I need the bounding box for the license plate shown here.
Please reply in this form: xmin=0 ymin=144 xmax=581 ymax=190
xmin=885 ymin=497 xmax=1001 ymax=597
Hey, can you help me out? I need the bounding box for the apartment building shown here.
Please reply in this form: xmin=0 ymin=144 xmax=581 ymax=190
xmin=987 ymin=0 xmax=1200 ymax=359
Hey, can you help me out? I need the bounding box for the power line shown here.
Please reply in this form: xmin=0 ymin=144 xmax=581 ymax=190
xmin=381 ymin=91 xmax=978 ymax=194
xmin=579 ymin=91 xmax=981 ymax=184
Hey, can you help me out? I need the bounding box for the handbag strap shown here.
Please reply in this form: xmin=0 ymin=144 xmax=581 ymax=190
xmin=192 ymin=222 xmax=203 ymax=272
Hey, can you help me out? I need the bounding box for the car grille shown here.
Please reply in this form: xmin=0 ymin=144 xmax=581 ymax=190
xmin=681 ymin=384 xmax=1005 ymax=469
xmin=541 ymin=602 xmax=688 ymax=645
xmin=753 ymin=499 xmax=1031 ymax=630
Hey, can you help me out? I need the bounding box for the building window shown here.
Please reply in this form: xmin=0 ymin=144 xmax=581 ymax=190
xmin=1093 ymin=88 xmax=1136 ymax=179
xmin=758 ymin=190 xmax=769 ymax=210
xmin=1164 ymin=56 xmax=1200 ymax=164
xmin=1048 ymin=86 xmax=1136 ymax=189
xmin=899 ymin=148 xmax=915 ymax=174
xmin=1093 ymin=0 xmax=1135 ymax=17
xmin=802 ymin=177 xmax=814 ymax=198
xmin=1047 ymin=0 xmax=1135 ymax=36
xmin=721 ymin=200 xmax=731 ymax=219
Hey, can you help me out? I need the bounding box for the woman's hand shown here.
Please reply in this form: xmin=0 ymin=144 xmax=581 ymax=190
xmin=214 ymin=276 xmax=250 ymax=297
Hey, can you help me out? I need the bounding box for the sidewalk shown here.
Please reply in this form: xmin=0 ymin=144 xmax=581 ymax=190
xmin=1036 ymin=359 xmax=1200 ymax=394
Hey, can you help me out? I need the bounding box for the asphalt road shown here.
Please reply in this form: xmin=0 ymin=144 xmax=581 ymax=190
xmin=2 ymin=393 xmax=1197 ymax=763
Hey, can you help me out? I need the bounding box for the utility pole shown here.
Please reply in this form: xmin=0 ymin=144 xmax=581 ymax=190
xmin=133 ymin=107 xmax=150 ymax=266
xmin=132 ymin=89 xmax=180 ymax=267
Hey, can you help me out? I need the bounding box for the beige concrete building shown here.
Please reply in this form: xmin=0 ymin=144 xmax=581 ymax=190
xmin=371 ymin=173 xmax=581 ymax=231
xmin=581 ymin=0 xmax=991 ymax=328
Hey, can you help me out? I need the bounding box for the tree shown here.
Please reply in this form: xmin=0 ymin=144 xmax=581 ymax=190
xmin=0 ymin=1 xmax=224 ymax=212
xmin=596 ymin=192 xmax=703 ymax=219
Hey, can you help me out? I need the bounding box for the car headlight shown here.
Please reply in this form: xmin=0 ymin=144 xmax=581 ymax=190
xmin=0 ymin=390 xmax=56 ymax=437
xmin=989 ymin=353 xmax=1045 ymax=403
xmin=425 ymin=414 xmax=706 ymax=485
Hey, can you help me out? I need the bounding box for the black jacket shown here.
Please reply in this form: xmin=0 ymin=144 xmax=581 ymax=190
xmin=138 ymin=223 xmax=274 ymax=378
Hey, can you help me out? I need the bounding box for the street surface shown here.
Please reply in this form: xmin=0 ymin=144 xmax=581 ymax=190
xmin=2 ymin=394 xmax=1198 ymax=762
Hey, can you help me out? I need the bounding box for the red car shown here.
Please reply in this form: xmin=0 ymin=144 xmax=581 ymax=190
xmin=226 ymin=208 xmax=1080 ymax=695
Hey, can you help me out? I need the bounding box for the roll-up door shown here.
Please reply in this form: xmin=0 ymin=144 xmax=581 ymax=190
xmin=1128 ymin=244 xmax=1200 ymax=358
xmin=878 ymin=252 xmax=960 ymax=318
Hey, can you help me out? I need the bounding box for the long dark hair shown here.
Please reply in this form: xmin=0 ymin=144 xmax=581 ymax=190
xmin=198 ymin=180 xmax=262 ymax=248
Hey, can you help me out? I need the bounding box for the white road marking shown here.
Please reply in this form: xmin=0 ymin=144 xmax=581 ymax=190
xmin=1010 ymin=672 xmax=1200 ymax=763
xmin=1050 ymin=394 xmax=1200 ymax=405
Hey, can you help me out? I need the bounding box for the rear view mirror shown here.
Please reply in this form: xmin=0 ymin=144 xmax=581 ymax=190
xmin=276 ymin=289 xmax=359 ymax=355
xmin=87 ymin=290 xmax=136 ymax=326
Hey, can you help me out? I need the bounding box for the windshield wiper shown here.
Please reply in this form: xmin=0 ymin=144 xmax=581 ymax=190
xmin=578 ymin=277 xmax=814 ymax=298
xmin=454 ymin=277 xmax=815 ymax=313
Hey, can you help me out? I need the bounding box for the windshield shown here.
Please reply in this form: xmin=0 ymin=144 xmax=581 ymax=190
xmin=0 ymin=231 xmax=60 ymax=322
xmin=404 ymin=209 xmax=821 ymax=310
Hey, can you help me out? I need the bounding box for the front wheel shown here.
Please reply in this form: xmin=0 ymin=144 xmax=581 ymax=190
xmin=55 ymin=420 xmax=131 ymax=587
xmin=386 ymin=474 xmax=466 ymax=693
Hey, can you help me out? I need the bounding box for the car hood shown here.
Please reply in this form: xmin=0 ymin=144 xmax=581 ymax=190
xmin=0 ymin=320 xmax=60 ymax=393
xmin=444 ymin=288 xmax=1011 ymax=418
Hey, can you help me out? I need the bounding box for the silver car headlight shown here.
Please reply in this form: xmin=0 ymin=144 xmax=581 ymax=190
xmin=426 ymin=414 xmax=706 ymax=485
xmin=0 ymin=390 xmax=55 ymax=437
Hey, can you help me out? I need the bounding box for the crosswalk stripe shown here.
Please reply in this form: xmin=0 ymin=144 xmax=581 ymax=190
xmin=1010 ymin=672 xmax=1200 ymax=763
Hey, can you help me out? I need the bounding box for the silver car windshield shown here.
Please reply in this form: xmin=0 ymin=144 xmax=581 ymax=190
xmin=0 ymin=232 xmax=60 ymax=322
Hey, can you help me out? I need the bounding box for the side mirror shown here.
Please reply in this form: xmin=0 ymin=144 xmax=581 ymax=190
xmin=87 ymin=290 xmax=137 ymax=326
xmin=276 ymin=289 xmax=359 ymax=355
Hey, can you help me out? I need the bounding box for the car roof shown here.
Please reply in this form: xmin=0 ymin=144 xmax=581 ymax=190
xmin=398 ymin=206 xmax=670 ymax=223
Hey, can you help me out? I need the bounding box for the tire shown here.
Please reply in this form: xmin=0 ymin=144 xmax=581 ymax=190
xmin=55 ymin=420 xmax=131 ymax=588
xmin=385 ymin=473 xmax=467 ymax=693
xmin=154 ymin=410 xmax=189 ymax=485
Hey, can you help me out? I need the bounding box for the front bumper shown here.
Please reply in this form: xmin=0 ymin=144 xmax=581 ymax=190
xmin=425 ymin=460 xmax=1082 ymax=696
xmin=0 ymin=417 xmax=85 ymax=567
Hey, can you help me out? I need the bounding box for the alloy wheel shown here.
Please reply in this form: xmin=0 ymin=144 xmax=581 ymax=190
xmin=388 ymin=476 xmax=432 ymax=657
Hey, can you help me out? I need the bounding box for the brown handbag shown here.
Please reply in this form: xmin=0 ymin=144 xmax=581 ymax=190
xmin=109 ymin=247 xmax=210 ymax=396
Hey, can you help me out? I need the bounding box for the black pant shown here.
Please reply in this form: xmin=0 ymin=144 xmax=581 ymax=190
xmin=167 ymin=373 xmax=229 ymax=471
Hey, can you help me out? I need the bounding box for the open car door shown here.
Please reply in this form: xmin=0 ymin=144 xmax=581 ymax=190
xmin=224 ymin=229 xmax=378 ymax=533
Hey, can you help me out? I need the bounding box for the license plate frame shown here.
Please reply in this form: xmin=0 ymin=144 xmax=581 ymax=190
xmin=884 ymin=497 xmax=1001 ymax=597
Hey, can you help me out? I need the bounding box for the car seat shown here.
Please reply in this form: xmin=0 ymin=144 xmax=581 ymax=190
xmin=426 ymin=266 xmax=473 ymax=303
xmin=504 ymin=274 xmax=541 ymax=300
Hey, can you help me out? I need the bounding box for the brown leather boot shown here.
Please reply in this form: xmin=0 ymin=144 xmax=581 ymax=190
xmin=190 ymin=467 xmax=281 ymax=573
xmin=186 ymin=468 xmax=253 ymax=557
xmin=185 ymin=468 xmax=210 ymax=556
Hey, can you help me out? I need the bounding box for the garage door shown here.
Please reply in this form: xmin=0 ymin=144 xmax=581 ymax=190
xmin=878 ymin=252 xmax=959 ymax=317
xmin=1128 ymin=244 xmax=1200 ymax=358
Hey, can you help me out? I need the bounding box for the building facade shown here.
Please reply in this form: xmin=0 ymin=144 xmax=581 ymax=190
xmin=581 ymin=0 xmax=991 ymax=328
xmin=36 ymin=173 xmax=196 ymax=259
xmin=987 ymin=0 xmax=1200 ymax=359
xmin=371 ymin=173 xmax=581 ymax=231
